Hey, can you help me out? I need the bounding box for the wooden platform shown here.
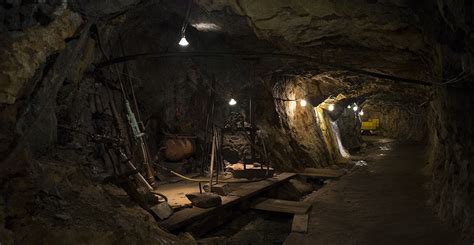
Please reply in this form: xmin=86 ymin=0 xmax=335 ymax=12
xmin=298 ymin=168 xmax=345 ymax=179
xmin=252 ymin=198 xmax=312 ymax=214
xmin=158 ymin=172 xmax=296 ymax=233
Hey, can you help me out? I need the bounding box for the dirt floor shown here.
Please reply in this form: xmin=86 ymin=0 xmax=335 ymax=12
xmin=206 ymin=210 xmax=293 ymax=244
xmin=285 ymin=136 xmax=467 ymax=245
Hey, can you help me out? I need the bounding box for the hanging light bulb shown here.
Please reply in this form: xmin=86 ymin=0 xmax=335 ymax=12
xmin=300 ymin=99 xmax=307 ymax=107
xmin=352 ymin=104 xmax=358 ymax=111
xmin=229 ymin=98 xmax=237 ymax=106
xmin=178 ymin=35 xmax=189 ymax=46
xmin=179 ymin=0 xmax=192 ymax=47
xmin=359 ymin=110 xmax=364 ymax=116
xmin=347 ymin=105 xmax=351 ymax=109
xmin=328 ymin=104 xmax=335 ymax=111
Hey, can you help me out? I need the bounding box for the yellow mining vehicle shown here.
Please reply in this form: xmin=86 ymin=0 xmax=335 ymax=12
xmin=361 ymin=118 xmax=379 ymax=134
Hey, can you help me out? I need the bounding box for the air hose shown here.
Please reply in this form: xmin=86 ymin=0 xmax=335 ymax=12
xmin=156 ymin=165 xmax=273 ymax=184
xmin=150 ymin=191 xmax=168 ymax=203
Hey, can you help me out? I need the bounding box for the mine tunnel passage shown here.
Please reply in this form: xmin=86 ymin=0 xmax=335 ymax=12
xmin=287 ymin=137 xmax=462 ymax=244
xmin=1 ymin=0 xmax=474 ymax=244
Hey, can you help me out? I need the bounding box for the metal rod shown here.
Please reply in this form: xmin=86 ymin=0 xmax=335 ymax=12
xmin=119 ymin=35 xmax=143 ymax=125
xmin=262 ymin=138 xmax=269 ymax=173
xmin=201 ymin=80 xmax=214 ymax=174
xmin=118 ymin=150 xmax=154 ymax=191
xmin=209 ymin=127 xmax=216 ymax=192
xmin=219 ymin=127 xmax=224 ymax=180
xmin=215 ymin=128 xmax=220 ymax=184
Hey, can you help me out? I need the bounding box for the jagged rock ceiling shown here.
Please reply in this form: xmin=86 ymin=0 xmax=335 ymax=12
xmin=195 ymin=0 xmax=435 ymax=81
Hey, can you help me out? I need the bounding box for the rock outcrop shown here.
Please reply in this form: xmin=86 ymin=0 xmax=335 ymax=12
xmin=0 ymin=9 xmax=82 ymax=104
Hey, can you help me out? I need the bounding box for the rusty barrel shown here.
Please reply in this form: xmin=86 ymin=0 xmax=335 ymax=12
xmin=164 ymin=137 xmax=195 ymax=161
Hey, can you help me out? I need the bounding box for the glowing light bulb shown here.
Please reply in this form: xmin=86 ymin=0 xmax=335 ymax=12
xmin=300 ymin=99 xmax=307 ymax=107
xmin=359 ymin=110 xmax=364 ymax=116
xmin=328 ymin=104 xmax=335 ymax=111
xmin=228 ymin=98 xmax=237 ymax=106
xmin=347 ymin=105 xmax=351 ymax=109
xmin=179 ymin=36 xmax=189 ymax=46
xmin=353 ymin=105 xmax=358 ymax=111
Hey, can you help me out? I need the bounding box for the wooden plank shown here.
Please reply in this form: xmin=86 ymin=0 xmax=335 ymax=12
xmin=291 ymin=213 xmax=309 ymax=233
xmin=159 ymin=195 xmax=240 ymax=231
xmin=159 ymin=173 xmax=296 ymax=232
xmin=299 ymin=168 xmax=345 ymax=179
xmin=252 ymin=198 xmax=311 ymax=214
xmin=230 ymin=172 xmax=296 ymax=198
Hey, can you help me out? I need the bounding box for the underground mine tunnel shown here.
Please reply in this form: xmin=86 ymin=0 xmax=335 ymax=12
xmin=1 ymin=0 xmax=474 ymax=244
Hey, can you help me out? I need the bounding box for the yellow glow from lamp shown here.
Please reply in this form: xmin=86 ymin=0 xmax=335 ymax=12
xmin=300 ymin=99 xmax=307 ymax=107
xmin=328 ymin=104 xmax=335 ymax=111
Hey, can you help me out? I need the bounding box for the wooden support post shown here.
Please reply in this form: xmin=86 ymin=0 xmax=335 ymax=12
xmin=209 ymin=127 xmax=216 ymax=191
xmin=262 ymin=138 xmax=269 ymax=171
xmin=202 ymin=78 xmax=216 ymax=174
xmin=216 ymin=128 xmax=220 ymax=184
xmin=219 ymin=127 xmax=224 ymax=177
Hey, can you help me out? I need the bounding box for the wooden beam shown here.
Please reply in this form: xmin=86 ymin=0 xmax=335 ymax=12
xmin=292 ymin=213 xmax=309 ymax=233
xmin=252 ymin=198 xmax=312 ymax=214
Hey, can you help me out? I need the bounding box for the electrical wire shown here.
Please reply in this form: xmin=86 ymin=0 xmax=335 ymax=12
xmin=180 ymin=0 xmax=192 ymax=36
xmin=442 ymin=73 xmax=469 ymax=84
xmin=95 ymin=51 xmax=433 ymax=86
xmin=113 ymin=64 xmax=300 ymax=107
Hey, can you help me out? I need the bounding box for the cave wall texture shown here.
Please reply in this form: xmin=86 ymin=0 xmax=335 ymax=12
xmin=429 ymin=87 xmax=474 ymax=235
xmin=0 ymin=0 xmax=474 ymax=242
xmin=424 ymin=0 xmax=474 ymax=235
xmin=271 ymin=77 xmax=333 ymax=169
xmin=0 ymin=1 xmax=193 ymax=243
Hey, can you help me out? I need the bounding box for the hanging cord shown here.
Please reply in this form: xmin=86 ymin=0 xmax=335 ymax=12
xmin=180 ymin=0 xmax=192 ymax=36
xmin=441 ymin=71 xmax=468 ymax=85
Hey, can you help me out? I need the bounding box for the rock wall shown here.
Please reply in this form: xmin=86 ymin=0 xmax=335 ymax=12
xmin=428 ymin=87 xmax=474 ymax=235
xmin=0 ymin=2 xmax=190 ymax=244
xmin=337 ymin=108 xmax=362 ymax=150
xmin=423 ymin=0 xmax=474 ymax=237
xmin=269 ymin=78 xmax=333 ymax=169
